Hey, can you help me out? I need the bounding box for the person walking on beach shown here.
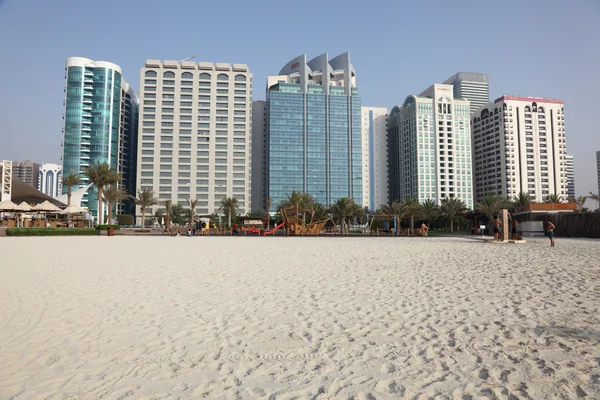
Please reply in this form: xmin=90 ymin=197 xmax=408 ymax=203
xmin=493 ymin=216 xmax=502 ymax=241
xmin=421 ymin=222 xmax=428 ymax=237
xmin=547 ymin=218 xmax=556 ymax=247
xmin=511 ymin=219 xmax=518 ymax=240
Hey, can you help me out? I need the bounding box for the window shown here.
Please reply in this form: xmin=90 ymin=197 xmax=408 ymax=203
xmin=144 ymin=79 xmax=156 ymax=85
xmin=144 ymin=86 xmax=156 ymax=92
xmin=182 ymin=72 xmax=193 ymax=79
xmin=145 ymin=70 xmax=157 ymax=77
xmin=199 ymin=73 xmax=211 ymax=80
xmin=163 ymin=71 xmax=175 ymax=78
xmin=144 ymin=93 xmax=156 ymax=99
xmin=163 ymin=101 xmax=174 ymax=106
xmin=235 ymin=74 xmax=246 ymax=81
xmin=163 ymin=80 xmax=175 ymax=85
xmin=217 ymin=73 xmax=229 ymax=80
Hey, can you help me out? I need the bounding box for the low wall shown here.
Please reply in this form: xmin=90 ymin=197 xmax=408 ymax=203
xmin=531 ymin=213 xmax=600 ymax=238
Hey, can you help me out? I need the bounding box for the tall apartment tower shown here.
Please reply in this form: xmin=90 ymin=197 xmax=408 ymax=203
xmin=361 ymin=107 xmax=388 ymax=210
xmin=136 ymin=60 xmax=253 ymax=219
xmin=472 ymin=96 xmax=567 ymax=203
xmin=565 ymin=154 xmax=575 ymax=199
xmin=38 ymin=163 xmax=62 ymax=198
xmin=251 ymin=100 xmax=267 ymax=211
xmin=443 ymin=72 xmax=489 ymax=115
xmin=388 ymin=84 xmax=473 ymax=209
xmin=12 ymin=161 xmax=40 ymax=188
xmin=62 ymin=57 xmax=138 ymax=219
xmin=266 ymin=52 xmax=362 ymax=207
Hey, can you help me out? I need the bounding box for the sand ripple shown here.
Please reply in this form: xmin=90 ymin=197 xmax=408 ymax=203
xmin=1 ymin=236 xmax=600 ymax=399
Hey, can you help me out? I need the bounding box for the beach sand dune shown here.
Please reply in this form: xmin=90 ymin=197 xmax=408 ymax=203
xmin=1 ymin=236 xmax=600 ymax=399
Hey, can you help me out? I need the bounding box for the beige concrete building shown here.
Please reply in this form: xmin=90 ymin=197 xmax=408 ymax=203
xmin=361 ymin=107 xmax=388 ymax=210
xmin=472 ymin=96 xmax=567 ymax=203
xmin=388 ymin=84 xmax=473 ymax=209
xmin=136 ymin=60 xmax=253 ymax=220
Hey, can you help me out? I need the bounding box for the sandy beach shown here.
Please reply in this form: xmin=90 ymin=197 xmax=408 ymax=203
xmin=1 ymin=236 xmax=599 ymax=399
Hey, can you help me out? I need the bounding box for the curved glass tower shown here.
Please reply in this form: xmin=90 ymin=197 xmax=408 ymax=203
xmin=61 ymin=57 xmax=138 ymax=220
xmin=266 ymin=52 xmax=362 ymax=207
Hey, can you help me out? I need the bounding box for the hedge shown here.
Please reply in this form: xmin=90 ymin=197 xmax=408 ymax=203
xmin=95 ymin=224 xmax=121 ymax=230
xmin=7 ymin=228 xmax=99 ymax=236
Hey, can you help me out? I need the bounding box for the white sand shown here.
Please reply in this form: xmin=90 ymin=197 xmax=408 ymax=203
xmin=1 ymin=236 xmax=600 ymax=399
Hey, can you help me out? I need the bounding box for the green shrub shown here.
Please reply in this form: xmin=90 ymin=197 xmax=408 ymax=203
xmin=95 ymin=224 xmax=121 ymax=230
xmin=7 ymin=228 xmax=99 ymax=236
xmin=116 ymin=214 xmax=134 ymax=225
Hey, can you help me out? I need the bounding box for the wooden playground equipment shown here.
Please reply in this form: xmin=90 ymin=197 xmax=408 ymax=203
xmin=281 ymin=205 xmax=331 ymax=236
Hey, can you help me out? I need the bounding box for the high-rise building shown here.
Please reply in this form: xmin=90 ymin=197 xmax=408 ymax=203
xmin=472 ymin=96 xmax=567 ymax=203
xmin=266 ymin=53 xmax=362 ymax=207
xmin=388 ymin=84 xmax=473 ymax=209
xmin=136 ymin=60 xmax=253 ymax=219
xmin=251 ymin=100 xmax=267 ymax=211
xmin=38 ymin=163 xmax=62 ymax=198
xmin=12 ymin=161 xmax=40 ymax=188
xmin=62 ymin=57 xmax=138 ymax=220
xmin=565 ymin=154 xmax=575 ymax=199
xmin=361 ymin=107 xmax=388 ymax=210
xmin=442 ymin=72 xmax=489 ymax=115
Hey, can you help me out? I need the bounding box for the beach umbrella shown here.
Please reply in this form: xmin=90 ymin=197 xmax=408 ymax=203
xmin=0 ymin=199 xmax=19 ymax=212
xmin=16 ymin=202 xmax=32 ymax=212
xmin=32 ymin=200 xmax=61 ymax=213
xmin=60 ymin=205 xmax=89 ymax=214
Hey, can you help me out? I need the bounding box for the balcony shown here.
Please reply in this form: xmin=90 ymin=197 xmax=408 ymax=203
xmin=83 ymin=92 xmax=92 ymax=97
xmin=82 ymin=120 xmax=91 ymax=125
xmin=84 ymin=78 xmax=93 ymax=84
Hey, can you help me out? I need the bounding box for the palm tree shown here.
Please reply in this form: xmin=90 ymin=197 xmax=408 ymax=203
xmin=61 ymin=172 xmax=80 ymax=227
xmin=164 ymin=199 xmax=172 ymax=230
xmin=403 ymin=198 xmax=422 ymax=235
xmin=187 ymin=198 xmax=199 ymax=226
xmin=310 ymin=202 xmax=329 ymax=221
xmin=544 ymin=193 xmax=563 ymax=204
xmin=590 ymin=192 xmax=600 ymax=210
xmin=220 ymin=197 xmax=239 ymax=227
xmin=329 ymin=197 xmax=361 ymax=235
xmin=103 ymin=184 xmax=128 ymax=225
xmin=379 ymin=200 xmax=406 ymax=234
xmin=278 ymin=191 xmax=315 ymax=212
xmin=266 ymin=198 xmax=272 ymax=230
xmin=441 ymin=197 xmax=467 ymax=232
xmin=133 ymin=189 xmax=158 ymax=228
xmin=421 ymin=199 xmax=439 ymax=228
xmin=476 ymin=195 xmax=511 ymax=234
xmin=511 ymin=192 xmax=532 ymax=212
xmin=83 ymin=162 xmax=122 ymax=224
xmin=61 ymin=172 xmax=80 ymax=207
xmin=572 ymin=195 xmax=588 ymax=212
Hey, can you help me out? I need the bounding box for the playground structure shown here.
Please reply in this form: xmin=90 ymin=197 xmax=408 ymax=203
xmin=280 ymin=206 xmax=331 ymax=236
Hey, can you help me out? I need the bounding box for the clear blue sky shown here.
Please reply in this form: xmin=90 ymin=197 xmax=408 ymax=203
xmin=1 ymin=0 xmax=599 ymax=201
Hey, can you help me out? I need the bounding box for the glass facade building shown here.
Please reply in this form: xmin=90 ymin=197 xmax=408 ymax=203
xmin=266 ymin=53 xmax=362 ymax=207
xmin=61 ymin=57 xmax=138 ymax=219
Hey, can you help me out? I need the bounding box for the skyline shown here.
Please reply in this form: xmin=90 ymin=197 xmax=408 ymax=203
xmin=0 ymin=0 xmax=599 ymax=203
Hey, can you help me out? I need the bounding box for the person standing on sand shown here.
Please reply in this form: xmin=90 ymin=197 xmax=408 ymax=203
xmin=421 ymin=222 xmax=428 ymax=237
xmin=493 ymin=216 xmax=502 ymax=241
xmin=511 ymin=219 xmax=518 ymax=240
xmin=547 ymin=219 xmax=556 ymax=247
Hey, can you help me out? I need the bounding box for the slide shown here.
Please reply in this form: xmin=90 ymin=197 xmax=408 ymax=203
xmin=263 ymin=222 xmax=285 ymax=236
